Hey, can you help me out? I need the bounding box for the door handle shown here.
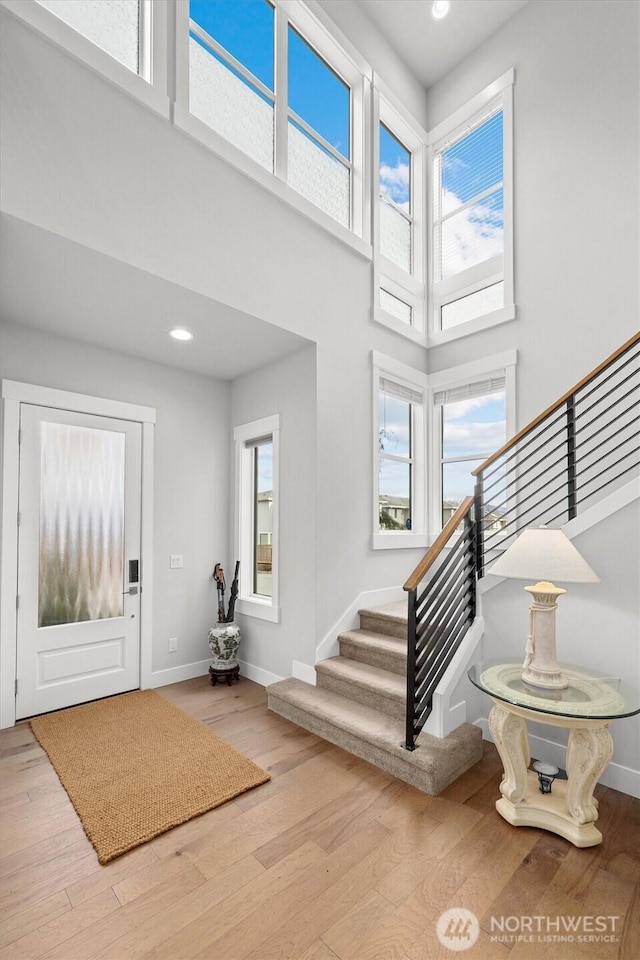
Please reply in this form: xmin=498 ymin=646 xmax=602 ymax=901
xmin=122 ymin=586 xmax=139 ymax=596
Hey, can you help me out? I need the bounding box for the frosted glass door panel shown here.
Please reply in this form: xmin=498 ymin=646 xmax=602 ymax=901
xmin=37 ymin=1 xmax=140 ymax=73
xmin=39 ymin=423 xmax=125 ymax=627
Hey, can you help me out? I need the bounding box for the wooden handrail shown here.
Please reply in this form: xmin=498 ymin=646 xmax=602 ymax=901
xmin=403 ymin=497 xmax=474 ymax=592
xmin=472 ymin=331 xmax=640 ymax=477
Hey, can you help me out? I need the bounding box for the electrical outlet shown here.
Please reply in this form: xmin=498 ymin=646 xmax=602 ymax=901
xmin=168 ymin=637 xmax=178 ymax=653
xmin=170 ymin=555 xmax=183 ymax=569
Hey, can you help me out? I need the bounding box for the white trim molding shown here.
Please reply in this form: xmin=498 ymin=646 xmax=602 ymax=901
xmin=0 ymin=380 xmax=155 ymax=728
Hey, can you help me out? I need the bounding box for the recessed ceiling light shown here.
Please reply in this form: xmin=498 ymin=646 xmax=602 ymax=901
xmin=431 ymin=0 xmax=451 ymax=21
xmin=169 ymin=328 xmax=194 ymax=341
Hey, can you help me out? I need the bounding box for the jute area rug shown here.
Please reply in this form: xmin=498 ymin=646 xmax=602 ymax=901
xmin=30 ymin=689 xmax=270 ymax=865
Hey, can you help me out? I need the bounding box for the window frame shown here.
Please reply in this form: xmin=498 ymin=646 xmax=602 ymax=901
xmin=175 ymin=0 xmax=371 ymax=255
xmin=427 ymin=69 xmax=515 ymax=345
xmin=233 ymin=414 xmax=280 ymax=622
xmin=0 ymin=0 xmax=170 ymax=117
xmin=373 ymin=74 xmax=426 ymax=343
xmin=372 ymin=351 xmax=428 ymax=550
xmin=427 ymin=350 xmax=517 ymax=536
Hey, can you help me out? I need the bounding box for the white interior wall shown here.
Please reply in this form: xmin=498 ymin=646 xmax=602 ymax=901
xmin=230 ymin=345 xmax=317 ymax=681
xmin=0 ymin=0 xmax=638 ymax=694
xmin=0 ymin=320 xmax=229 ymax=679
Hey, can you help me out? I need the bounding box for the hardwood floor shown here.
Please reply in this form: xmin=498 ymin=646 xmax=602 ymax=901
xmin=1 ymin=676 xmax=638 ymax=960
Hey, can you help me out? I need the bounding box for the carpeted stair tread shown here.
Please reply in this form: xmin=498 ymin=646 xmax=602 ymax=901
xmin=315 ymin=657 xmax=405 ymax=719
xmin=358 ymin=603 xmax=408 ymax=639
xmin=338 ymin=629 xmax=407 ymax=675
xmin=268 ymin=678 xmax=482 ymax=795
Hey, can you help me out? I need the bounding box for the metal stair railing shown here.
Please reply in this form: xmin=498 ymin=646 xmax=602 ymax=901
xmin=402 ymin=332 xmax=639 ymax=751
xmin=402 ymin=498 xmax=476 ymax=751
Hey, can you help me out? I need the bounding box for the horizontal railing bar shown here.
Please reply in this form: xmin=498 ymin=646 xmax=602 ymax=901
xmin=482 ymin=420 xmax=570 ymax=491
xmin=574 ymin=430 xmax=637 ymax=474
xmin=416 ymin=601 xmax=472 ymax=682
xmin=473 ymin=331 xmax=640 ymax=476
xmin=576 ymin=460 xmax=640 ymax=505
xmin=482 ymin=409 xmax=568 ymax=479
xmin=575 ymin=446 xmax=640 ymax=492
xmin=574 ymin=349 xmax=640 ymax=409
xmin=404 ymin=498 xmax=474 ymax=592
xmin=481 ymin=469 xmax=568 ymax=529
xmin=415 ymin=531 xmax=473 ymax=610
xmin=415 ymin=543 xmax=473 ymax=618
xmin=481 ymin=446 xmax=568 ymax=508
xmin=415 ymin=616 xmax=473 ymax=709
xmin=573 ymin=380 xmax=639 ymax=431
xmin=415 ymin=553 xmax=474 ymax=631
xmin=483 ymin=488 xmax=571 ymax=543
xmin=416 ymin=586 xmax=471 ymax=656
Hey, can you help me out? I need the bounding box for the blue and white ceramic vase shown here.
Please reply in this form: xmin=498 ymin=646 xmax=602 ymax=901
xmin=208 ymin=621 xmax=241 ymax=670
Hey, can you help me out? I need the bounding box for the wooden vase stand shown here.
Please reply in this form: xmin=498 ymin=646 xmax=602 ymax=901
xmin=209 ymin=664 xmax=240 ymax=687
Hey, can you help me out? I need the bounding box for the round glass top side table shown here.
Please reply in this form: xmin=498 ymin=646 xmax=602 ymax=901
xmin=468 ymin=660 xmax=640 ymax=847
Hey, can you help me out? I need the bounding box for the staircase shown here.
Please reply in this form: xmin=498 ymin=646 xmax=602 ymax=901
xmin=269 ymin=332 xmax=639 ymax=796
xmin=268 ymin=601 xmax=482 ymax=795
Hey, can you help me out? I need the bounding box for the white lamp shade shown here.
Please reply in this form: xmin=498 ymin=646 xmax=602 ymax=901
xmin=487 ymin=527 xmax=600 ymax=583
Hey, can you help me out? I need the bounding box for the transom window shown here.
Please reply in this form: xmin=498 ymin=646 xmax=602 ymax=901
xmin=36 ymin=0 xmax=147 ymax=76
xmin=379 ymin=123 xmax=411 ymax=274
xmin=187 ymin=0 xmax=355 ymax=230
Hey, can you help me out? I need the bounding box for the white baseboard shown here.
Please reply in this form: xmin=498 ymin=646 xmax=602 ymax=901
xmin=148 ymin=659 xmax=210 ymax=687
xmin=238 ymin=660 xmax=284 ymax=687
xmin=292 ymin=660 xmax=317 ymax=685
xmin=475 ymin=717 xmax=640 ymax=799
xmin=149 ymin=658 xmax=283 ymax=690
xmin=316 ymin=585 xmax=405 ymax=662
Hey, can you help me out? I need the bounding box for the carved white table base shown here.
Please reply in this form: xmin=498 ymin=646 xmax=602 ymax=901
xmin=489 ymin=699 xmax=614 ymax=847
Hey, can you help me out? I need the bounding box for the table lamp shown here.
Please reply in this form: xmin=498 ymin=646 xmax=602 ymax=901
xmin=487 ymin=527 xmax=600 ymax=690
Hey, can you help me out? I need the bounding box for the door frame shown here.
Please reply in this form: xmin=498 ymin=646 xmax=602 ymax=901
xmin=0 ymin=379 xmax=156 ymax=728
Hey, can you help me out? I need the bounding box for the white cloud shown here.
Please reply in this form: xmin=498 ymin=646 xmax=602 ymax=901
xmin=440 ymin=188 xmax=503 ymax=278
xmin=380 ymin=161 xmax=410 ymax=212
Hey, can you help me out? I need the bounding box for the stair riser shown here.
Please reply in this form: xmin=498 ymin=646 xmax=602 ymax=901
xmin=268 ymin=690 xmax=481 ymax=795
xmin=339 ymin=638 xmax=406 ymax=676
xmin=316 ymin=670 xmax=405 ymax=721
xmin=359 ymin=613 xmax=407 ymax=640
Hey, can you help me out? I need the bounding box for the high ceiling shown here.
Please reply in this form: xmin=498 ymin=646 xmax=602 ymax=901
xmin=350 ymin=0 xmax=529 ymax=89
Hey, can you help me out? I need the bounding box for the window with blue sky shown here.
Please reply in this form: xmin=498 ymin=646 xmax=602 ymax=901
xmin=379 ymin=123 xmax=411 ymax=273
xmin=432 ymin=93 xmax=511 ymax=334
xmin=440 ymin=390 xmax=506 ymax=525
xmin=188 ymin=0 xmax=352 ymax=226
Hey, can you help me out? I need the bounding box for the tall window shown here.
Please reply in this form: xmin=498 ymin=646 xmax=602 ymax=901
xmin=373 ymin=354 xmax=428 ymax=549
xmin=234 ymin=415 xmax=280 ymax=622
xmin=36 ymin=0 xmax=146 ymax=76
xmin=379 ymin=379 xmax=415 ymax=532
xmin=252 ymin=439 xmax=273 ymax=597
xmin=186 ymin=1 xmax=357 ymax=231
xmin=430 ymin=71 xmax=514 ymax=338
xmin=375 ymin=89 xmax=426 ymax=338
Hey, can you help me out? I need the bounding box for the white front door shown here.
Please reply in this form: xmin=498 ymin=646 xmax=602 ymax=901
xmin=16 ymin=405 xmax=142 ymax=719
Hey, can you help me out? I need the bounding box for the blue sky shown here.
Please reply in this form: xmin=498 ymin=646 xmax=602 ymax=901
xmin=190 ymin=0 xmax=349 ymax=156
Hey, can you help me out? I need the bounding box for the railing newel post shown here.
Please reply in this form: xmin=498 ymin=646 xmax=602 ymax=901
xmin=566 ymin=394 xmax=578 ymax=521
xmin=402 ymin=587 xmax=418 ymax=751
xmin=474 ymin=475 xmax=485 ymax=579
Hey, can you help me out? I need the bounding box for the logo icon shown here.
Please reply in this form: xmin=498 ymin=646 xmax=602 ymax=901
xmin=436 ymin=908 xmax=480 ymax=952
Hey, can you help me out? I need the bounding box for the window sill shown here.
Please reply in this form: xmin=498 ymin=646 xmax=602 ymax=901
xmin=372 ymin=531 xmax=429 ymax=551
xmin=373 ymin=309 xmax=426 ymax=345
xmin=429 ymin=304 xmax=516 ymax=347
xmin=174 ymin=104 xmax=373 ymax=263
xmin=236 ymin=597 xmax=281 ymax=623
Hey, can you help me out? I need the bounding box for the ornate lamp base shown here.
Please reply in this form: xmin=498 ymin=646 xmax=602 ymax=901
xmin=521 ymin=582 xmax=568 ymax=690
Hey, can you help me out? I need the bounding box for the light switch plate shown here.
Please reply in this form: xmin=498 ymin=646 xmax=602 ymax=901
xmin=170 ymin=555 xmax=183 ymax=569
